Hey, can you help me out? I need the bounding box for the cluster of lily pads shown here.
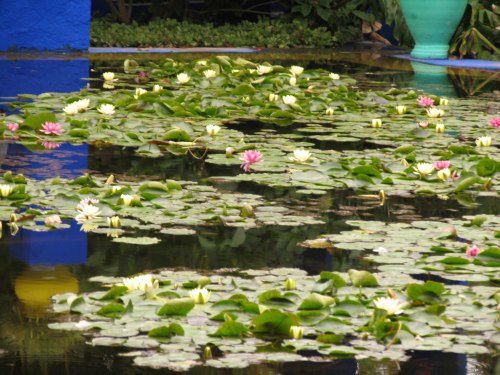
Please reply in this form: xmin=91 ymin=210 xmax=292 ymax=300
xmin=0 ymin=171 xmax=322 ymax=241
xmin=1 ymin=56 xmax=497 ymax=201
xmin=48 ymin=265 xmax=498 ymax=371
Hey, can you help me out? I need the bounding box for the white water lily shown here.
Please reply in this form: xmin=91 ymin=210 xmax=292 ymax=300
xmin=153 ymin=84 xmax=163 ymax=93
xmin=290 ymin=65 xmax=304 ymax=76
xmin=75 ymin=320 xmax=92 ymax=330
xmin=120 ymin=194 xmax=139 ymax=206
xmin=102 ymin=72 xmax=115 ymax=81
xmin=476 ymin=136 xmax=492 ymax=147
xmin=203 ymin=69 xmax=217 ymax=79
xmin=97 ymin=104 xmax=115 ymax=115
xmin=325 ymin=107 xmax=334 ymax=116
xmin=435 ymin=122 xmax=445 ymax=133
xmin=189 ymin=287 xmax=211 ymax=304
xmin=437 ymin=168 xmax=451 ymax=181
xmin=107 ymin=216 xmax=121 ymax=228
xmin=289 ymin=76 xmax=297 ymax=86
xmin=177 ymin=72 xmax=190 ymax=84
xmin=289 ymin=325 xmax=304 ymax=340
xmin=373 ymin=297 xmax=407 ymax=315
xmin=63 ymin=102 xmax=80 ymax=115
xmin=75 ymin=202 xmax=101 ymax=223
xmin=134 ymin=87 xmax=147 ymax=99
xmin=413 ymin=162 xmax=435 ymax=176
xmin=396 ymin=105 xmax=407 ymax=114
xmin=206 ymin=124 xmax=221 ymax=136
xmin=256 ymin=65 xmax=273 ymax=75
xmin=439 ymin=98 xmax=449 ymax=106
xmin=371 ymin=119 xmax=382 ymax=128
xmin=329 ymin=72 xmax=340 ymax=80
xmin=0 ymin=184 xmax=13 ymax=198
xmin=268 ymin=93 xmax=279 ymax=102
xmin=196 ymin=60 xmax=208 ymax=66
xmin=122 ymin=274 xmax=159 ymax=294
xmin=427 ymin=107 xmax=445 ymax=118
xmin=289 ymin=149 xmax=311 ymax=163
xmin=282 ymin=95 xmax=297 ymax=105
xmin=45 ymin=214 xmax=61 ymax=227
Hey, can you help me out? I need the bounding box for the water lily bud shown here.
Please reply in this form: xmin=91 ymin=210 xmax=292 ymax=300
xmin=225 ymin=147 xmax=235 ymax=157
xmin=240 ymin=204 xmax=254 ymax=218
xmin=387 ymin=288 xmax=397 ymax=299
xmin=437 ymin=168 xmax=451 ymax=181
xmin=325 ymin=107 xmax=334 ymax=116
xmin=134 ymin=88 xmax=147 ymax=99
xmin=107 ymin=216 xmax=121 ymax=228
xmin=371 ymin=119 xmax=382 ymax=128
xmin=268 ymin=93 xmax=278 ymax=102
xmin=120 ymin=194 xmax=140 ymax=206
xmin=9 ymin=222 xmax=19 ymax=236
xmin=203 ymin=346 xmax=212 ymax=360
xmin=285 ymin=278 xmax=296 ymax=291
xmin=439 ymin=98 xmax=449 ymax=106
xmin=241 ymin=96 xmax=250 ymax=103
xmin=435 ymin=123 xmax=445 ymax=133
xmin=177 ymin=73 xmax=190 ymax=84
xmin=378 ymin=190 xmax=386 ymax=204
xmin=10 ymin=213 xmax=17 ymax=223
xmin=153 ymin=84 xmax=163 ymax=93
xmin=396 ymin=105 xmax=407 ymax=115
xmin=289 ymin=76 xmax=297 ymax=86
xmin=105 ymin=174 xmax=115 ymax=185
xmin=289 ymin=325 xmax=304 ymax=340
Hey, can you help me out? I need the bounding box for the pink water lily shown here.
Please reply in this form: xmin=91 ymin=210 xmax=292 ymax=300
xmin=41 ymin=141 xmax=61 ymax=150
xmin=240 ymin=150 xmax=263 ymax=172
xmin=6 ymin=122 xmax=19 ymax=132
xmin=466 ymin=244 xmax=480 ymax=258
xmin=490 ymin=117 xmax=500 ymax=128
xmin=40 ymin=122 xmax=62 ymax=136
xmin=418 ymin=96 xmax=434 ymax=107
xmin=433 ymin=160 xmax=451 ymax=170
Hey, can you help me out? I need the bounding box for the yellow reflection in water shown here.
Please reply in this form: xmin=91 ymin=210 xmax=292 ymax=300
xmin=14 ymin=265 xmax=79 ymax=318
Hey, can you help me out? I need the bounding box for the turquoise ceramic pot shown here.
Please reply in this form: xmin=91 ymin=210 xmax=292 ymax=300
xmin=400 ymin=0 xmax=468 ymax=59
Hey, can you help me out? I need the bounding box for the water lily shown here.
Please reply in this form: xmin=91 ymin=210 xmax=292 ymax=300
xmin=433 ymin=160 xmax=451 ymax=170
xmin=6 ymin=122 xmax=19 ymax=132
xmin=63 ymin=102 xmax=80 ymax=115
xmin=196 ymin=60 xmax=207 ymax=66
xmin=120 ymin=194 xmax=139 ymax=206
xmin=285 ymin=278 xmax=296 ymax=291
xmin=475 ymin=136 xmax=491 ymax=147
xmin=40 ymin=122 xmax=62 ymax=136
xmin=289 ymin=149 xmax=311 ymax=163
xmin=256 ymin=65 xmax=272 ymax=75
xmin=373 ymin=297 xmax=407 ymax=315
xmin=206 ymin=124 xmax=221 ymax=136
xmin=75 ymin=320 xmax=92 ymax=330
xmin=107 ymin=216 xmax=121 ymax=228
xmin=225 ymin=147 xmax=235 ymax=157
xmin=72 ymin=98 xmax=90 ymax=111
xmin=0 ymin=184 xmax=13 ymax=198
xmin=45 ymin=214 xmax=61 ymax=227
xmin=282 ymin=95 xmax=297 ymax=105
xmin=97 ymin=104 xmax=115 ymax=115
xmin=123 ymin=274 xmax=159 ymax=294
xmin=203 ymin=69 xmax=217 ymax=79
xmin=413 ymin=163 xmax=435 ymax=176
xmin=490 ymin=117 xmax=500 ymax=128
xmin=439 ymin=98 xmax=449 ymax=106
xmin=289 ymin=76 xmax=297 ymax=86
xmin=268 ymin=93 xmax=279 ymax=102
xmin=418 ymin=96 xmax=434 ymax=107
xmin=290 ymin=65 xmax=304 ymax=76
xmin=102 ymin=72 xmax=115 ymax=81
xmin=325 ymin=107 xmax=334 ymax=116
xmin=437 ymin=168 xmax=451 ymax=181
xmin=41 ymin=141 xmax=61 ymax=150
xmin=289 ymin=325 xmax=304 ymax=340
xmin=75 ymin=198 xmax=101 ymax=223
xmin=371 ymin=119 xmax=382 ymax=128
xmin=435 ymin=122 xmax=445 ymax=133
xmin=177 ymin=72 xmax=190 ymax=84
xmin=466 ymin=244 xmax=480 ymax=258
xmin=134 ymin=87 xmax=147 ymax=99
xmin=426 ymin=108 xmax=445 ymax=118
xmin=152 ymin=84 xmax=162 ymax=93
xmin=240 ymin=150 xmax=263 ymax=172
xmin=396 ymin=105 xmax=407 ymax=114
xmin=418 ymin=121 xmax=429 ymax=128
xmin=329 ymin=73 xmax=340 ymax=80
xmin=189 ymin=287 xmax=211 ymax=304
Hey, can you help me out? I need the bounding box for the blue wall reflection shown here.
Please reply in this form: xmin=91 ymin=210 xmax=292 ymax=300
xmin=0 ymin=57 xmax=89 ymax=267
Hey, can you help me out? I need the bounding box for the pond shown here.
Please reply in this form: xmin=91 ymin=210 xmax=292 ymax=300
xmin=0 ymin=48 xmax=498 ymax=374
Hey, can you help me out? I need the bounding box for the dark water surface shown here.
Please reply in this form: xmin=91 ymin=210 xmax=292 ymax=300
xmin=0 ymin=50 xmax=498 ymax=374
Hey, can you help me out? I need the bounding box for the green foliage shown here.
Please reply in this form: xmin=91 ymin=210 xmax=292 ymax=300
xmin=91 ymin=18 xmax=334 ymax=48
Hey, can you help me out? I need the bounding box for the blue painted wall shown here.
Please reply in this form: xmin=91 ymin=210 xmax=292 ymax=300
xmin=0 ymin=0 xmax=91 ymax=51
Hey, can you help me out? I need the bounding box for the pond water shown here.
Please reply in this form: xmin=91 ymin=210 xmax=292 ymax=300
xmin=0 ymin=49 xmax=498 ymax=374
